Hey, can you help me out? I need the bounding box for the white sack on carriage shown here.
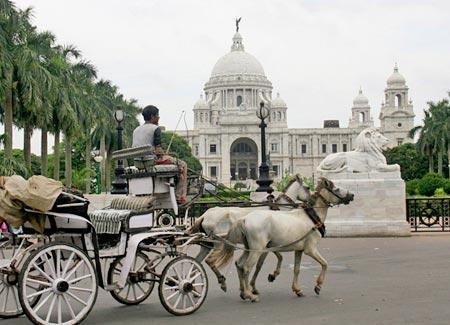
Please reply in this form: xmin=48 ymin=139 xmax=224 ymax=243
xmin=0 ymin=175 xmax=63 ymax=231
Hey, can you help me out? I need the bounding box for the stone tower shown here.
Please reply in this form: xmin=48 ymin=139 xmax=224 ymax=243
xmin=348 ymin=88 xmax=374 ymax=128
xmin=379 ymin=64 xmax=415 ymax=148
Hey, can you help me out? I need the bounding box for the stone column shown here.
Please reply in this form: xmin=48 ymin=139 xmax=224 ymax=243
xmin=221 ymin=134 xmax=231 ymax=186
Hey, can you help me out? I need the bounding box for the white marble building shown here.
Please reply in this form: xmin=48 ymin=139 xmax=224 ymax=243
xmin=177 ymin=30 xmax=415 ymax=187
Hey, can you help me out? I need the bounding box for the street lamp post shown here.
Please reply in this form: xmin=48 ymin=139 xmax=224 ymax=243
xmin=93 ymin=155 xmax=103 ymax=194
xmin=111 ymin=107 xmax=128 ymax=194
xmin=255 ymin=102 xmax=273 ymax=192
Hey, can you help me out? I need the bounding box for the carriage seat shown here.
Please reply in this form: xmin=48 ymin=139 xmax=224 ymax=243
xmin=88 ymin=196 xmax=155 ymax=234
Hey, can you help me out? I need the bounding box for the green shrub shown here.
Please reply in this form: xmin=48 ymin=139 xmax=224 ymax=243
xmin=434 ymin=187 xmax=446 ymax=197
xmin=443 ymin=180 xmax=450 ymax=195
xmin=417 ymin=173 xmax=446 ymax=196
xmin=406 ymin=179 xmax=419 ymax=196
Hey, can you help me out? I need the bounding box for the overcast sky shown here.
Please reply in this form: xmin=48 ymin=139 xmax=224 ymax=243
xmin=6 ymin=0 xmax=450 ymax=154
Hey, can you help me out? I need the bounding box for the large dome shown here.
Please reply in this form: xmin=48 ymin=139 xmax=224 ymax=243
xmin=211 ymin=51 xmax=265 ymax=77
xmin=210 ymin=32 xmax=266 ymax=77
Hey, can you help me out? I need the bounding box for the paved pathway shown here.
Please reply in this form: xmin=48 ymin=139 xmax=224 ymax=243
xmin=9 ymin=235 xmax=450 ymax=325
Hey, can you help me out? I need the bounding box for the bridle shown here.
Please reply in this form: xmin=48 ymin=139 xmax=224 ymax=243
xmin=315 ymin=185 xmax=350 ymax=207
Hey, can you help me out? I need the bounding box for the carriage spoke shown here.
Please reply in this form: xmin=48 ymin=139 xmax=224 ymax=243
xmin=163 ymin=286 xmax=178 ymax=291
xmin=61 ymin=252 xmax=75 ymax=278
xmin=3 ymin=286 xmax=9 ymax=312
xmin=132 ymin=284 xmax=137 ymax=301
xmin=192 ymin=282 xmax=205 ymax=287
xmin=125 ymin=285 xmax=131 ymax=300
xmin=13 ymin=286 xmax=20 ymax=309
xmin=32 ymin=262 xmax=54 ymax=283
xmin=56 ymin=249 xmax=61 ymax=278
xmin=189 ymin=270 xmax=201 ymax=282
xmin=173 ymin=293 xmax=182 ymax=309
xmin=173 ymin=266 xmax=183 ymax=282
xmin=46 ymin=294 xmax=57 ymax=323
xmin=166 ymin=290 xmax=179 ymax=301
xmin=43 ymin=252 xmax=56 ymax=279
xmin=66 ymin=291 xmax=88 ymax=307
xmin=191 ymin=289 xmax=202 ymax=298
xmin=167 ymin=275 xmax=179 ymax=284
xmin=62 ymin=294 xmax=76 ymax=319
xmin=27 ymin=287 xmax=52 ymax=299
xmin=27 ymin=277 xmax=51 ymax=287
xmin=187 ymin=292 xmax=196 ymax=307
xmin=70 ymin=286 xmax=93 ymax=293
xmin=65 ymin=259 xmax=84 ymax=281
xmin=136 ymin=282 xmax=146 ymax=295
xmin=34 ymin=291 xmax=53 ymax=313
xmin=57 ymin=295 xmax=62 ymax=325
xmin=68 ymin=273 xmax=92 ymax=284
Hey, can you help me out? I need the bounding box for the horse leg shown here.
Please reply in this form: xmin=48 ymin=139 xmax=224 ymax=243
xmin=196 ymin=244 xmax=228 ymax=292
xmin=306 ymin=248 xmax=328 ymax=295
xmin=291 ymin=250 xmax=304 ymax=296
xmin=235 ymin=250 xmax=249 ymax=299
xmin=268 ymin=251 xmax=283 ymax=282
xmin=206 ymin=254 xmax=227 ymax=292
xmin=241 ymin=251 xmax=262 ymax=302
xmin=250 ymin=252 xmax=268 ymax=295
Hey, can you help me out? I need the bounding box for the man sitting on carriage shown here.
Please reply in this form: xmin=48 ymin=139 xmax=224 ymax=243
xmin=132 ymin=105 xmax=188 ymax=204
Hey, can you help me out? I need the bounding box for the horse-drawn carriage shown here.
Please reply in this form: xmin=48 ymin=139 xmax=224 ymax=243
xmin=0 ymin=145 xmax=210 ymax=324
xmin=0 ymin=144 xmax=355 ymax=324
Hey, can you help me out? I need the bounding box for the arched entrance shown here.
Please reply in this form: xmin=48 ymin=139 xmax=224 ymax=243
xmin=230 ymin=138 xmax=258 ymax=180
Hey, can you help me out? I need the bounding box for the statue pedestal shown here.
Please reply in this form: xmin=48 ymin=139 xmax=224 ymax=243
xmin=319 ymin=171 xmax=411 ymax=237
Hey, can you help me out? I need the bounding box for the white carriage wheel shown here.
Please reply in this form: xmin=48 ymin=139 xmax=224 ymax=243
xmin=0 ymin=237 xmax=23 ymax=318
xmin=0 ymin=237 xmax=38 ymax=318
xmin=108 ymin=250 xmax=156 ymax=305
xmin=18 ymin=242 xmax=98 ymax=325
xmin=158 ymin=256 xmax=208 ymax=316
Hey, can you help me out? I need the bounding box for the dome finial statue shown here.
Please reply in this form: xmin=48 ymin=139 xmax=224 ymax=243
xmin=235 ymin=17 xmax=241 ymax=32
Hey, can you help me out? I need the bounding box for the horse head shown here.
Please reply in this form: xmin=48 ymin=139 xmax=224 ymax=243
xmin=281 ymin=174 xmax=311 ymax=204
xmin=315 ymin=177 xmax=354 ymax=205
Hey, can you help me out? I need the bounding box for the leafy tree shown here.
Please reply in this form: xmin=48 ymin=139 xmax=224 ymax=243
xmin=384 ymin=143 xmax=428 ymax=181
xmin=161 ymin=131 xmax=202 ymax=174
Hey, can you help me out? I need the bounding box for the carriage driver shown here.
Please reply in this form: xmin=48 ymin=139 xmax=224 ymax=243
xmin=132 ymin=105 xmax=188 ymax=205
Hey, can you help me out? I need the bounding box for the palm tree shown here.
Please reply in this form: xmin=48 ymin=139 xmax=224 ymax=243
xmin=410 ymin=99 xmax=450 ymax=177
xmin=409 ymin=110 xmax=435 ymax=173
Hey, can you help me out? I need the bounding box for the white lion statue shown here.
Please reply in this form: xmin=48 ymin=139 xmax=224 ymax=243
xmin=317 ymin=128 xmax=400 ymax=173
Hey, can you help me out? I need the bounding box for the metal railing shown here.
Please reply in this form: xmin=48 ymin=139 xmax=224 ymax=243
xmin=406 ymin=198 xmax=450 ymax=232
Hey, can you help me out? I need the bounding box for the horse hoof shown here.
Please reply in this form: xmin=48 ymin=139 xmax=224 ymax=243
xmin=314 ymin=286 xmax=321 ymax=295
xmin=251 ymin=296 xmax=260 ymax=303
xmin=221 ymin=284 xmax=227 ymax=292
xmin=268 ymin=274 xmax=275 ymax=282
xmin=252 ymin=289 xmax=259 ymax=295
xmin=295 ymin=291 xmax=304 ymax=297
xmin=240 ymin=293 xmax=246 ymax=300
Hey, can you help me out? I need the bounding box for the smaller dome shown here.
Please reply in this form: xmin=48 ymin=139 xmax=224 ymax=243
xmin=194 ymin=94 xmax=208 ymax=109
xmin=353 ymin=88 xmax=369 ymax=106
xmin=271 ymin=93 xmax=287 ymax=108
xmin=387 ymin=63 xmax=406 ymax=86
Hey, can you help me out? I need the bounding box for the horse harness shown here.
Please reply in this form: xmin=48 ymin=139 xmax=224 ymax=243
xmin=269 ymin=192 xmax=326 ymax=238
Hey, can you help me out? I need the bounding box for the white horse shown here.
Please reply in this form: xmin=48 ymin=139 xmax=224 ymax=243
xmin=189 ymin=175 xmax=311 ymax=292
xmin=209 ymin=177 xmax=354 ymax=302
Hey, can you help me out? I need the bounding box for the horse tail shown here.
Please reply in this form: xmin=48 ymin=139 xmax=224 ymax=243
xmin=186 ymin=216 xmax=204 ymax=234
xmin=209 ymin=220 xmax=245 ymax=269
